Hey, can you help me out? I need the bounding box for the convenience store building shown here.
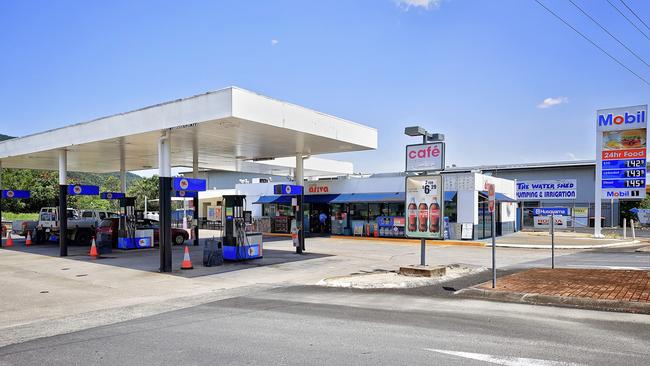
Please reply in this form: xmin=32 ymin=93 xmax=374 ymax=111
xmin=236 ymin=171 xmax=517 ymax=240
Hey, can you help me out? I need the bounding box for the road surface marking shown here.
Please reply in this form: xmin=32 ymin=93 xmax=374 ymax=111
xmin=424 ymin=348 xmax=584 ymax=366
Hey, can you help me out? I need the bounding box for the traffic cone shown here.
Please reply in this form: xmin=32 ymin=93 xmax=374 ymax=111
xmin=25 ymin=230 xmax=32 ymax=246
xmin=181 ymin=245 xmax=193 ymax=270
xmin=5 ymin=230 xmax=13 ymax=247
xmin=89 ymin=237 xmax=98 ymax=257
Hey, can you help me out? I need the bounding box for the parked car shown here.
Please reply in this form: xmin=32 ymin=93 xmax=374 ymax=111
xmin=96 ymin=218 xmax=189 ymax=247
xmin=139 ymin=219 xmax=189 ymax=245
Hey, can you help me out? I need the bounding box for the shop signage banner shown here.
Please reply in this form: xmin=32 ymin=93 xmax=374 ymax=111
xmin=533 ymin=208 xmax=570 ymax=216
xmin=273 ymin=184 xmax=303 ymax=195
xmin=173 ymin=177 xmax=206 ymax=192
xmin=405 ymin=175 xmax=443 ymax=239
xmin=405 ymin=142 xmax=444 ymax=172
xmin=516 ymin=179 xmax=577 ymax=200
xmin=1 ymin=190 xmax=30 ymax=199
xmin=68 ymin=185 xmax=99 ymax=196
xmin=598 ymin=105 xmax=647 ymax=199
xmin=100 ymin=192 xmax=125 ymax=200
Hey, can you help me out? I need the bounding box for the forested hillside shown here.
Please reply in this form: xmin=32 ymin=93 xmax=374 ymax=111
xmin=1 ymin=134 xmax=144 ymax=213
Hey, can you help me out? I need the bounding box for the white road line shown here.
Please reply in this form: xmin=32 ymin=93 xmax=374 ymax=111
xmin=424 ymin=348 xmax=584 ymax=366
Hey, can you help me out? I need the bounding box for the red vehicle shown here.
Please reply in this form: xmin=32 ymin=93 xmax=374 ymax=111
xmin=96 ymin=218 xmax=189 ymax=247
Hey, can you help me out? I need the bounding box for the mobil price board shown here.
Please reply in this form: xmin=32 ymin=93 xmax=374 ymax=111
xmin=405 ymin=142 xmax=444 ymax=172
xmin=598 ymin=105 xmax=648 ymax=199
xmin=516 ymin=179 xmax=577 ymax=200
xmin=405 ymin=175 xmax=443 ymax=239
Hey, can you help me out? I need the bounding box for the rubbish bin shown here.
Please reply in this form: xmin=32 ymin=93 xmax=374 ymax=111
xmin=97 ymin=234 xmax=113 ymax=255
xmin=203 ymin=237 xmax=223 ymax=267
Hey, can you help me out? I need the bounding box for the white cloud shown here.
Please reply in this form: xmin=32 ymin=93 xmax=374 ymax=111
xmin=395 ymin=0 xmax=442 ymax=10
xmin=537 ymin=96 xmax=568 ymax=109
xmin=270 ymin=39 xmax=279 ymax=46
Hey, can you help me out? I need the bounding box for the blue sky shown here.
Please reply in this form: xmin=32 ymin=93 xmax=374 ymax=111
xmin=1 ymin=0 xmax=649 ymax=174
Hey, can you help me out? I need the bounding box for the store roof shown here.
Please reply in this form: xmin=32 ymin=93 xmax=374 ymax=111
xmin=0 ymin=87 xmax=377 ymax=173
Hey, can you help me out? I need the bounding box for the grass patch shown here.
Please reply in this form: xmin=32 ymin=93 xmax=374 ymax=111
xmin=2 ymin=212 xmax=38 ymax=221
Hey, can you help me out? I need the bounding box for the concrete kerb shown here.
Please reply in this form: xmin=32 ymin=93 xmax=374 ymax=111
xmin=484 ymin=240 xmax=641 ymax=249
xmin=455 ymin=287 xmax=650 ymax=314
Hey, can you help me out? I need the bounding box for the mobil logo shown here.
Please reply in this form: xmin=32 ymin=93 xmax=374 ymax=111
xmin=598 ymin=110 xmax=646 ymax=127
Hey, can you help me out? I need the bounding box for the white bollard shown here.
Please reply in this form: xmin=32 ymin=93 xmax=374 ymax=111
xmin=623 ymin=218 xmax=627 ymax=239
xmin=631 ymin=219 xmax=636 ymax=240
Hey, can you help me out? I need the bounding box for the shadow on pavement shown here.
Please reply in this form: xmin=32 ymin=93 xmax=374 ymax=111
xmin=0 ymin=237 xmax=331 ymax=278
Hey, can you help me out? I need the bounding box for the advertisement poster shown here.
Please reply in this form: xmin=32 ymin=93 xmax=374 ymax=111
xmin=516 ymin=180 xmax=577 ymax=200
xmin=598 ymin=105 xmax=647 ymax=199
xmin=405 ymin=175 xmax=443 ymax=239
xmin=534 ymin=215 xmax=569 ymax=229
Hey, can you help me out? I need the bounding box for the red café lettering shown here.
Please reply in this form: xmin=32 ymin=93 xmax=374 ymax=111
xmin=408 ymin=145 xmax=441 ymax=160
xmin=308 ymin=185 xmax=329 ymax=193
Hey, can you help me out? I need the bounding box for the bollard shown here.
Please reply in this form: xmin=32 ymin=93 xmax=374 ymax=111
xmin=631 ymin=219 xmax=636 ymax=240
xmin=623 ymin=218 xmax=627 ymax=239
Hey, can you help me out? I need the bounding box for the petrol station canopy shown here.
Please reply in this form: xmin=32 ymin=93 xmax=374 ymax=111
xmin=0 ymin=87 xmax=377 ymax=173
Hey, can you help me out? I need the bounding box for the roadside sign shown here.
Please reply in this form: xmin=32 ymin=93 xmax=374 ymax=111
xmin=405 ymin=142 xmax=444 ymax=172
xmin=173 ymin=177 xmax=206 ymax=192
xmin=405 ymin=175 xmax=443 ymax=239
xmin=67 ymin=185 xmax=99 ymax=196
xmin=486 ymin=183 xmax=495 ymax=213
xmin=274 ymin=184 xmax=303 ymax=195
xmin=597 ymin=105 xmax=647 ymax=199
xmin=1 ymin=190 xmax=30 ymax=199
xmin=100 ymin=192 xmax=125 ymax=200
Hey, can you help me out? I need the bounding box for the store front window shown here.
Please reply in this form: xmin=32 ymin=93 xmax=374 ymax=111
xmin=444 ymin=194 xmax=458 ymax=223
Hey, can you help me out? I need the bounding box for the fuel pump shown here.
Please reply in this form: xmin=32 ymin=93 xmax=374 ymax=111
xmin=222 ymin=195 xmax=263 ymax=261
xmin=118 ymin=197 xmax=136 ymax=249
xmin=117 ymin=197 xmax=153 ymax=249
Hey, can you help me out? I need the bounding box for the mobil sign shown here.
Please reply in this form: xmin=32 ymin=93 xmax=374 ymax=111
xmin=597 ymin=104 xmax=648 ymax=200
xmin=405 ymin=142 xmax=444 ymax=172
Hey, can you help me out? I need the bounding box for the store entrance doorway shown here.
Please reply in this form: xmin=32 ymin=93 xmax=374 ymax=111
xmin=308 ymin=203 xmax=331 ymax=235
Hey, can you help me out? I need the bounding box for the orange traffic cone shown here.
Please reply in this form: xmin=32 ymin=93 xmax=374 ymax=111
xmin=89 ymin=237 xmax=98 ymax=257
xmin=25 ymin=230 xmax=32 ymax=246
xmin=181 ymin=245 xmax=193 ymax=270
xmin=5 ymin=230 xmax=14 ymax=247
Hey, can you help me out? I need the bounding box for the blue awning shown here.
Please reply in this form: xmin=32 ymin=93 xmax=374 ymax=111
xmin=479 ymin=191 xmax=517 ymax=202
xmin=330 ymin=192 xmax=404 ymax=203
xmin=304 ymin=194 xmax=340 ymax=204
xmin=253 ymin=195 xmax=292 ymax=204
xmin=444 ymin=191 xmax=456 ymax=201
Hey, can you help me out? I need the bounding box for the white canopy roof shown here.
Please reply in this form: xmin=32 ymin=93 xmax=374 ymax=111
xmin=0 ymin=87 xmax=377 ymax=173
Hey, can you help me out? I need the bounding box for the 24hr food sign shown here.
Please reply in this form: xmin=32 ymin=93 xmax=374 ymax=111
xmin=516 ymin=179 xmax=577 ymax=200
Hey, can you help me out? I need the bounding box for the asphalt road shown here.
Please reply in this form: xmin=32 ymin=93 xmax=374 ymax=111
xmin=1 ymin=285 xmax=648 ymax=366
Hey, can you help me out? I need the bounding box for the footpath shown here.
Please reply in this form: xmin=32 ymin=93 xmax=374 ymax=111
xmin=457 ymin=268 xmax=650 ymax=314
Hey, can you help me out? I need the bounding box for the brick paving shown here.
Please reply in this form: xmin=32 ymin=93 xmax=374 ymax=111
xmin=480 ymin=268 xmax=650 ymax=303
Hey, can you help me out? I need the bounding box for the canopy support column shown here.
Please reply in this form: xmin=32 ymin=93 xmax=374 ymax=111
xmin=192 ymin=146 xmax=199 ymax=246
xmin=295 ymin=153 xmax=304 ymax=254
xmin=158 ymin=131 xmax=172 ymax=272
xmin=59 ymin=149 xmax=68 ymax=257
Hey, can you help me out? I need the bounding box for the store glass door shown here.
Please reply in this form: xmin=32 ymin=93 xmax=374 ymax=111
xmin=309 ymin=203 xmax=331 ymax=235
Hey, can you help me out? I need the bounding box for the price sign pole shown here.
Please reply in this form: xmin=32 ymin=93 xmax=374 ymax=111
xmin=486 ymin=182 xmax=496 ymax=288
